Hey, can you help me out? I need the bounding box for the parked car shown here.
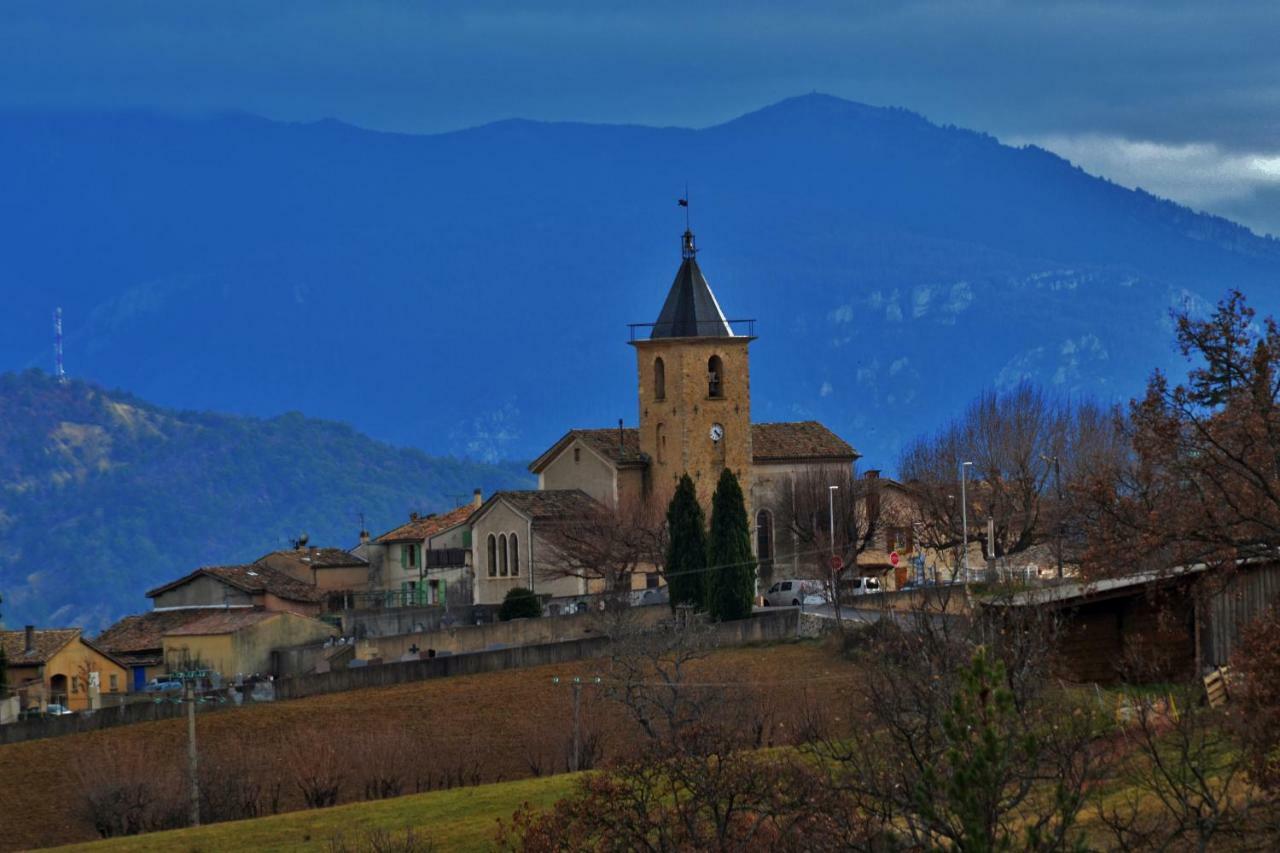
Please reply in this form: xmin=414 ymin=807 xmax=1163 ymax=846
xmin=44 ymin=703 xmax=73 ymax=716
xmin=763 ymin=579 xmax=826 ymax=607
xmin=143 ymin=678 xmax=183 ymax=694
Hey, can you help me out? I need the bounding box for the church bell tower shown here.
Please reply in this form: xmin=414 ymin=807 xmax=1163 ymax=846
xmin=630 ymin=229 xmax=755 ymax=508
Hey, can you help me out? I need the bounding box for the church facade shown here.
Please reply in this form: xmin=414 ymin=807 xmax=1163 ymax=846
xmin=471 ymin=229 xmax=859 ymax=606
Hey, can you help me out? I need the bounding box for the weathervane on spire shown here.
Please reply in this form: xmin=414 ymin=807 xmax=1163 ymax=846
xmin=678 ymin=184 xmax=696 ymax=259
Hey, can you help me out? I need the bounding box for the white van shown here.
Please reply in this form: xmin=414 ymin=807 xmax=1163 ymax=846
xmin=847 ymin=576 xmax=882 ymax=596
xmin=763 ymin=579 xmax=826 ymax=607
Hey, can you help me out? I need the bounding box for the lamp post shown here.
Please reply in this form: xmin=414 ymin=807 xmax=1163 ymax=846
xmin=960 ymin=461 xmax=974 ymax=582
xmin=828 ymin=485 xmax=840 ymax=628
xmin=1041 ymin=454 xmax=1064 ymax=579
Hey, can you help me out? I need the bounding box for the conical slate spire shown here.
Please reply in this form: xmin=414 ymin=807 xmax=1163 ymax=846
xmin=650 ymin=230 xmax=733 ymax=339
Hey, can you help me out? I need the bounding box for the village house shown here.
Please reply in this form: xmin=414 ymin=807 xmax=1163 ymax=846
xmin=1 ymin=626 xmax=129 ymax=712
xmin=255 ymin=545 xmax=372 ymax=597
xmin=160 ymin=609 xmax=337 ymax=680
xmin=93 ymin=609 xmax=213 ymax=690
xmin=472 ymin=229 xmax=862 ymax=605
xmin=145 ymin=563 xmax=328 ymax=616
xmin=363 ymin=490 xmax=483 ymax=609
xmin=469 ymin=489 xmax=604 ymax=606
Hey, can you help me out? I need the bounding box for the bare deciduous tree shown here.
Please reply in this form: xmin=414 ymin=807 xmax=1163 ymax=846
xmin=536 ymin=497 xmax=667 ymax=603
xmin=900 ymin=381 xmax=1118 ymax=574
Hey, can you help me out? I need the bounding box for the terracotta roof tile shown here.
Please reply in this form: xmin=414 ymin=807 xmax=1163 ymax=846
xmin=95 ymin=610 xmax=214 ymax=656
xmin=0 ymin=628 xmax=79 ymax=666
xmin=570 ymin=428 xmax=648 ymax=466
xmin=376 ymin=503 xmax=477 ymax=543
xmin=492 ymin=489 xmax=602 ymax=522
xmin=751 ymin=421 xmax=858 ymax=462
xmin=164 ymin=610 xmax=284 ymax=636
xmin=146 ymin=564 xmax=325 ymax=603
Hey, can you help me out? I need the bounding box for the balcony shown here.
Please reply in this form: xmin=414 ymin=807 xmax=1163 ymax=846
xmin=627 ymin=319 xmax=756 ymax=342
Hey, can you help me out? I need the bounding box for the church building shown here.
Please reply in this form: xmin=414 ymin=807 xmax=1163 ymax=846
xmin=470 ymin=228 xmax=859 ymax=606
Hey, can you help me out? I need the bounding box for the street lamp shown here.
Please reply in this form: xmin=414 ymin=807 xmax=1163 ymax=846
xmin=1041 ymin=454 xmax=1064 ymax=579
xmin=960 ymin=462 xmax=974 ymax=582
xmin=828 ymin=485 xmax=842 ymax=629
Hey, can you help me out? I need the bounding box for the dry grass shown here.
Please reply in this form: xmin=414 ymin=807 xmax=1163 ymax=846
xmin=1 ymin=640 xmax=852 ymax=851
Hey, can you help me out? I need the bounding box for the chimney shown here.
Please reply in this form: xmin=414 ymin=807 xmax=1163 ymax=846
xmin=24 ymin=625 xmax=34 ymax=654
xmin=359 ymin=530 xmax=370 ymax=546
xmin=864 ymin=469 xmax=881 ymax=479
xmin=472 ymin=488 xmax=483 ymax=508
xmin=410 ymin=511 xmax=419 ymax=521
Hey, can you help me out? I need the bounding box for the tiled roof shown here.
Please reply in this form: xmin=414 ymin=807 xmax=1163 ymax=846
xmin=751 ymin=421 xmax=858 ymax=462
xmin=146 ymin=564 xmax=325 ymax=603
xmin=164 ymin=609 xmax=284 ymax=637
xmin=492 ymin=489 xmax=602 ymax=522
xmin=255 ymin=546 xmax=368 ymax=570
xmin=531 ymin=420 xmax=856 ymax=474
xmin=95 ymin=610 xmax=213 ymax=656
xmin=376 ymin=503 xmax=477 ymax=543
xmin=572 ymin=428 xmax=648 ymax=466
xmin=0 ymin=628 xmax=78 ymax=666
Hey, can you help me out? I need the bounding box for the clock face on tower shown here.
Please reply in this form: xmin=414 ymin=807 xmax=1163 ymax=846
xmin=709 ymin=423 xmax=724 ymax=443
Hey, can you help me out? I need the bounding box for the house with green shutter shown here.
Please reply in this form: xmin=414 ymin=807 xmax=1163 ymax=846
xmin=363 ymin=490 xmax=482 ymax=609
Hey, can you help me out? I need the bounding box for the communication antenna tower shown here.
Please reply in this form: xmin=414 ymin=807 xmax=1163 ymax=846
xmin=53 ymin=307 xmax=67 ymax=384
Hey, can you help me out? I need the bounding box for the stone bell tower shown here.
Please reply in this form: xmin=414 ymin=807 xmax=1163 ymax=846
xmin=630 ymin=229 xmax=755 ymax=509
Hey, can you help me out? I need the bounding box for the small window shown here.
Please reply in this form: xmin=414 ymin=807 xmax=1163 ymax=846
xmin=487 ymin=534 xmax=497 ymax=577
xmin=654 ymin=357 xmax=666 ymax=400
xmin=72 ymin=676 xmax=80 ymax=694
xmin=646 ymin=572 xmax=660 ymax=589
xmin=510 ymin=534 xmax=520 ymax=576
xmin=109 ymin=674 xmax=118 ymax=693
xmin=573 ymin=447 xmax=581 ymax=463
xmin=656 ymin=423 xmax=666 ymax=464
xmin=707 ymin=355 xmax=724 ymax=398
xmin=499 ymin=533 xmax=509 ymax=576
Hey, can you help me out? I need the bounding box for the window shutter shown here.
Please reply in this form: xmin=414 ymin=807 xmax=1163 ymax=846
xmin=462 ymin=530 xmax=472 ymax=548
xmin=400 ymin=546 xmax=407 ymax=568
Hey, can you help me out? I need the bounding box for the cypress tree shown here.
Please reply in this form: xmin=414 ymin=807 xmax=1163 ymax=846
xmin=664 ymin=474 xmax=708 ymax=611
xmin=706 ymin=468 xmax=756 ymax=621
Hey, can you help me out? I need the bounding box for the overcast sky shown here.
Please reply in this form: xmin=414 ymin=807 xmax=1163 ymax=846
xmin=5 ymin=1 xmax=1279 ymax=235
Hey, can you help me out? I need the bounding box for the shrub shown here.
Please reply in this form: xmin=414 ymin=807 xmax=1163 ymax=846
xmin=498 ymin=587 xmax=541 ymax=621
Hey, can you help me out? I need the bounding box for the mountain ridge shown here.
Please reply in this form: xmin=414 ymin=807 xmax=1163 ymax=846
xmin=2 ymin=92 xmax=1279 ymax=475
xmin=0 ymin=370 xmax=533 ymax=629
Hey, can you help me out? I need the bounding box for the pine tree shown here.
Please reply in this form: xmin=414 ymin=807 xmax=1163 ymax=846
xmin=706 ymin=468 xmax=756 ymax=621
xmin=664 ymin=474 xmax=708 ymax=611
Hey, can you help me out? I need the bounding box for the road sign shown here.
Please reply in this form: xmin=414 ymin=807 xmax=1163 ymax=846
xmin=889 ymin=551 xmax=901 ymax=567
xmin=829 ymin=554 xmax=843 ymax=571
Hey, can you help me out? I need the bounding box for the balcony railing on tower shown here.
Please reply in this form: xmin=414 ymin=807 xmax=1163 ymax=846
xmin=627 ymin=319 xmax=756 ymax=342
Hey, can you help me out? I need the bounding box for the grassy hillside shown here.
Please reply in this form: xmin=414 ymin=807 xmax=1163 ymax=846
xmin=56 ymin=773 xmax=578 ymax=852
xmin=0 ymin=641 xmax=849 ymax=852
xmin=0 ymin=369 xmax=533 ymax=628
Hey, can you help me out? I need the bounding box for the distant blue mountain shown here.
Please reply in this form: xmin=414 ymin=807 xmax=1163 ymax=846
xmin=0 ymin=370 xmax=532 ymax=629
xmin=3 ymin=93 xmax=1278 ymax=470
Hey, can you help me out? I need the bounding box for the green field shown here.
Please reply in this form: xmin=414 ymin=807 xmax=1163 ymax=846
xmin=56 ymin=773 xmax=578 ymax=852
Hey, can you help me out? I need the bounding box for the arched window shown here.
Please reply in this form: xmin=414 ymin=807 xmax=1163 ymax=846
xmin=707 ymin=355 xmax=724 ymax=398
xmin=510 ymin=534 xmax=520 ymax=576
xmin=499 ymin=533 xmax=509 ymax=576
xmin=756 ymin=509 xmax=774 ymax=572
xmin=656 ymin=423 xmax=666 ymax=463
xmin=487 ymin=534 xmax=497 ymax=577
xmin=654 ymin=357 xmax=666 ymax=400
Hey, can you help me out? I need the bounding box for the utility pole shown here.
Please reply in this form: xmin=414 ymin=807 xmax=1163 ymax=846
xmin=551 ymin=675 xmax=602 ymax=771
xmin=828 ymin=485 xmax=844 ymax=633
xmin=1041 ymin=454 xmax=1065 ymax=579
xmin=185 ymin=678 xmax=200 ymax=826
xmin=960 ymin=461 xmax=974 ymax=583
